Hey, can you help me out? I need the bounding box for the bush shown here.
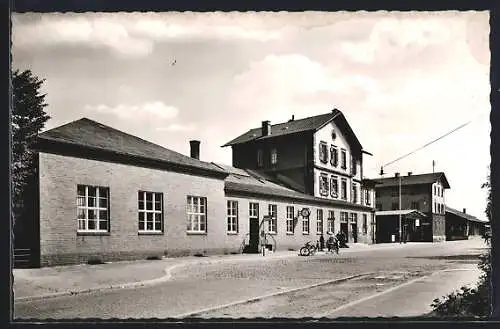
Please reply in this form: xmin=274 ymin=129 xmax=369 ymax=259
xmin=430 ymin=248 xmax=491 ymax=318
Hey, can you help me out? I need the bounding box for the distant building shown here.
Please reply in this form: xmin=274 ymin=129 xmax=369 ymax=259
xmin=445 ymin=206 xmax=488 ymax=240
xmin=372 ymin=172 xmax=450 ymax=243
xmin=15 ymin=108 xmax=377 ymax=268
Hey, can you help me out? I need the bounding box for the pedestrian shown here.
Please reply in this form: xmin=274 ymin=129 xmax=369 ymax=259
xmin=319 ymin=234 xmax=325 ymax=251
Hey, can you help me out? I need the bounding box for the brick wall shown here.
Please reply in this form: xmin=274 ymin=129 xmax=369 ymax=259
xmin=38 ymin=152 xmax=229 ymax=266
xmin=225 ymin=194 xmax=375 ymax=252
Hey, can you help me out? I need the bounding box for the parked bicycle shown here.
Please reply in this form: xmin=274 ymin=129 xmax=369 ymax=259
xmin=299 ymin=241 xmax=317 ymax=256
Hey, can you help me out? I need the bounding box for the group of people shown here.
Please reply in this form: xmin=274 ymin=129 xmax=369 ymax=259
xmin=317 ymin=231 xmax=348 ymax=254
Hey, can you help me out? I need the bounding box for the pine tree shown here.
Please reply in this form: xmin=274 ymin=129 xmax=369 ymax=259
xmin=12 ymin=69 xmax=50 ymax=246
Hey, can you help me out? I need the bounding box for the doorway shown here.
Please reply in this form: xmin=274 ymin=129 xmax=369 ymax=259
xmin=247 ymin=217 xmax=260 ymax=253
xmin=350 ymin=223 xmax=358 ymax=243
xmin=340 ymin=222 xmax=348 ymax=239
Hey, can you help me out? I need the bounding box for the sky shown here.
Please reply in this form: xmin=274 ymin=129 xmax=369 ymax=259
xmin=12 ymin=11 xmax=491 ymax=221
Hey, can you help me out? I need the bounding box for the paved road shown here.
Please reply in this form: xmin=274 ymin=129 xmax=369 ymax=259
xmin=14 ymin=239 xmax=487 ymax=319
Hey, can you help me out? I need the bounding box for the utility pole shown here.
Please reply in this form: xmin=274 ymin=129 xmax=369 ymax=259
xmin=399 ymin=174 xmax=402 ymax=244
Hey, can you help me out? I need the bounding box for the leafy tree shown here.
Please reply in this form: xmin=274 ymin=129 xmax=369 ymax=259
xmin=430 ymin=171 xmax=491 ymax=318
xmin=12 ymin=69 xmax=50 ymax=246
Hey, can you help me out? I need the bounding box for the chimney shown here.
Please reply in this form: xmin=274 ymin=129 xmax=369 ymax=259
xmin=189 ymin=140 xmax=200 ymax=160
xmin=394 ymin=172 xmax=400 ymax=178
xmin=262 ymin=120 xmax=271 ymax=136
xmin=288 ymin=115 xmax=295 ymax=122
xmin=408 ymin=172 xmax=412 ymax=176
xmin=463 ymin=208 xmax=466 ymax=214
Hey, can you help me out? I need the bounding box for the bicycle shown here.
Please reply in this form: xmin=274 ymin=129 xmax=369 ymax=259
xmin=299 ymin=241 xmax=317 ymax=256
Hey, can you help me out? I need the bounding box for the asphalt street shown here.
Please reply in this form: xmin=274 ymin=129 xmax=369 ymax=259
xmin=14 ymin=239 xmax=487 ymax=319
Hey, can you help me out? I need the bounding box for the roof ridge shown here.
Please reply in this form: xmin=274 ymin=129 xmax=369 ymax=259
xmin=47 ymin=117 xmax=220 ymax=166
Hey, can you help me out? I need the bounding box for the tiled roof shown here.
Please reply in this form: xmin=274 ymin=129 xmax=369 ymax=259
xmin=372 ymin=172 xmax=450 ymax=189
xmin=446 ymin=206 xmax=487 ymax=223
xmin=221 ymin=109 xmax=364 ymax=153
xmin=376 ymin=210 xmax=427 ymax=217
xmin=37 ymin=118 xmax=227 ymax=176
xmin=223 ymin=166 xmax=373 ymax=210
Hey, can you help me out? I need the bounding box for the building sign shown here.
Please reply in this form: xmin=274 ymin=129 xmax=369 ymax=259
xmin=300 ymin=208 xmax=310 ymax=218
xmin=415 ymin=219 xmax=420 ymax=227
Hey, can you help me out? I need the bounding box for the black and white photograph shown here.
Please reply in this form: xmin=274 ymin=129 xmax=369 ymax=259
xmin=11 ymin=10 xmax=492 ymax=320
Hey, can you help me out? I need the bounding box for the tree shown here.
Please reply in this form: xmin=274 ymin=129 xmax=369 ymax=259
xmin=11 ymin=69 xmax=50 ymax=247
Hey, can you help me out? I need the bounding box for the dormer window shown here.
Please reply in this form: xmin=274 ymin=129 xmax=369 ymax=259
xmin=270 ymin=148 xmax=278 ymax=165
xmin=330 ymin=145 xmax=338 ymax=167
xmin=319 ymin=142 xmax=328 ymax=164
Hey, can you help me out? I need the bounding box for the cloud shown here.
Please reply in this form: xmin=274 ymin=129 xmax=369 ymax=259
xmin=12 ymin=12 xmax=284 ymax=57
xmin=228 ymin=53 xmax=380 ymax=123
xmin=84 ymin=101 xmax=179 ymax=120
xmin=156 ymin=123 xmax=196 ymax=132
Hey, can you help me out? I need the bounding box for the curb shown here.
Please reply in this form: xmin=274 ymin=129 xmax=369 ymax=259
xmin=14 ymin=260 xmax=193 ymax=303
xmin=14 ymin=252 xmax=300 ymax=303
xmin=173 ymin=272 xmax=375 ymax=318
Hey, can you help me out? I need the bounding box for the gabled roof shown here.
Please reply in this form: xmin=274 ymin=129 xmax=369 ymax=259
xmin=372 ymin=172 xmax=450 ymax=189
xmin=446 ymin=206 xmax=487 ymax=223
xmin=36 ymin=118 xmax=227 ymax=176
xmin=221 ymin=109 xmax=364 ymax=153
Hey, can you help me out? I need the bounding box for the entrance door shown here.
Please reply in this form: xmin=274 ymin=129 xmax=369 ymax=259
xmin=350 ymin=224 xmax=358 ymax=243
xmin=340 ymin=222 xmax=348 ymax=241
xmin=248 ymin=218 xmax=260 ymax=253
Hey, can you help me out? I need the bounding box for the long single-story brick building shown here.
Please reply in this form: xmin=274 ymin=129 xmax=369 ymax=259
xmin=16 ymin=110 xmax=377 ymax=267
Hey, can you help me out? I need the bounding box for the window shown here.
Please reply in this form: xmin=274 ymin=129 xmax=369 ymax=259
xmin=352 ymin=157 xmax=357 ymax=175
xmin=365 ymin=189 xmax=371 ymax=205
xmin=187 ymin=196 xmax=207 ymax=233
xmin=441 ymin=188 xmax=444 ymax=197
xmin=350 ymin=213 xmax=358 ymax=224
xmin=340 ymin=212 xmax=348 ymax=223
xmin=77 ymin=185 xmax=109 ymax=232
xmin=330 ymin=145 xmax=338 ymax=167
xmin=302 ymin=213 xmax=310 ymax=234
xmin=257 ymin=149 xmax=263 ymax=167
xmin=434 ymin=202 xmax=437 ymax=213
xmin=249 ymin=202 xmax=259 ymax=219
xmin=352 ymin=183 xmax=358 ymax=203
xmin=363 ymin=214 xmax=368 ymax=234
xmin=341 ymin=179 xmax=347 ymax=200
xmin=319 ymin=142 xmax=328 ymax=163
xmin=268 ymin=204 xmax=277 ymax=233
xmin=227 ymin=200 xmax=238 ymax=234
xmin=316 ymin=209 xmax=323 ymax=234
xmin=392 ymin=202 xmax=399 ymax=210
xmin=341 ymin=149 xmax=347 ymax=169
xmin=138 ymin=191 xmax=163 ymax=233
xmin=434 ymin=186 xmax=437 ymax=195
xmin=376 ymin=203 xmax=382 ymax=211
xmin=411 ymin=201 xmax=420 ymax=210
xmin=270 ymin=148 xmax=278 ymax=165
xmin=327 ymin=210 xmax=335 ymax=233
xmin=286 ymin=206 xmax=295 ymax=234
xmin=319 ymin=173 xmax=329 ymax=196
xmin=330 ymin=176 xmax=338 ymax=198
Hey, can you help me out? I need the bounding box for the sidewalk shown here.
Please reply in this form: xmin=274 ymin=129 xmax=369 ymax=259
xmin=12 ymin=241 xmax=463 ymax=302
